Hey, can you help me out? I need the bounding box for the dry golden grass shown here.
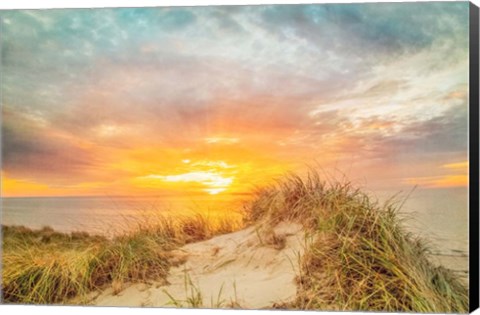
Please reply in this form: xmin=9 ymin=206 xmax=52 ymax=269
xmin=244 ymin=171 xmax=469 ymax=313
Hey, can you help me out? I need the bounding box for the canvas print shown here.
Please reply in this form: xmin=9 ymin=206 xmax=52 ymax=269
xmin=0 ymin=1 xmax=477 ymax=313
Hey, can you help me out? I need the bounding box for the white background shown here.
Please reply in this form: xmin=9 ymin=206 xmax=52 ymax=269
xmin=0 ymin=1 xmax=479 ymax=315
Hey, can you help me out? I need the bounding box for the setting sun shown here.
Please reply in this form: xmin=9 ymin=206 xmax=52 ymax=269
xmin=138 ymin=169 xmax=235 ymax=195
xmin=127 ymin=157 xmax=288 ymax=196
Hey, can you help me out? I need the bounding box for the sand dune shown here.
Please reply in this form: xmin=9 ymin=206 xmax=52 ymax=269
xmin=93 ymin=222 xmax=306 ymax=309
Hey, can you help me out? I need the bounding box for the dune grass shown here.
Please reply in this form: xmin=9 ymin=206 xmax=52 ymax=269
xmin=245 ymin=171 xmax=469 ymax=313
xmin=1 ymin=212 xmax=243 ymax=304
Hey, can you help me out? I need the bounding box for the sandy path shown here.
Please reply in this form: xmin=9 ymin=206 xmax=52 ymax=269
xmin=93 ymin=222 xmax=305 ymax=309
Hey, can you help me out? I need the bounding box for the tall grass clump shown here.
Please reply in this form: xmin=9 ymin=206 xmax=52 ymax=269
xmin=1 ymin=225 xmax=172 ymax=304
xmin=245 ymin=171 xmax=468 ymax=313
xmin=1 ymin=211 xmax=244 ymax=305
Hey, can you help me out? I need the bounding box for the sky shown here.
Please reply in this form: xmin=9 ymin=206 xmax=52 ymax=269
xmin=0 ymin=2 xmax=471 ymax=197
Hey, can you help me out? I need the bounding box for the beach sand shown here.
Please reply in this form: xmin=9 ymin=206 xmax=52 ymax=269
xmin=93 ymin=221 xmax=306 ymax=309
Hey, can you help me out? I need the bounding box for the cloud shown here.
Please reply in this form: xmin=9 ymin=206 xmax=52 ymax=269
xmin=443 ymin=161 xmax=468 ymax=170
xmin=1 ymin=107 xmax=98 ymax=182
xmin=381 ymin=103 xmax=468 ymax=156
xmin=403 ymin=175 xmax=468 ymax=188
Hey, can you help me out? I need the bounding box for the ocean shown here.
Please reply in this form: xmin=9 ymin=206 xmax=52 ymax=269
xmin=1 ymin=195 xmax=247 ymax=236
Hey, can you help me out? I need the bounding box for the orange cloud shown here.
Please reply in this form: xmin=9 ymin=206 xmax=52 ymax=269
xmin=403 ymin=175 xmax=468 ymax=188
xmin=1 ymin=174 xmax=57 ymax=197
xmin=0 ymin=172 xmax=103 ymax=197
xmin=442 ymin=161 xmax=468 ymax=170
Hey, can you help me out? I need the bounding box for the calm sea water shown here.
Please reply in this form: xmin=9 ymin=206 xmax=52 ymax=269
xmin=1 ymin=195 xmax=247 ymax=236
xmin=1 ymin=187 xmax=469 ymax=280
